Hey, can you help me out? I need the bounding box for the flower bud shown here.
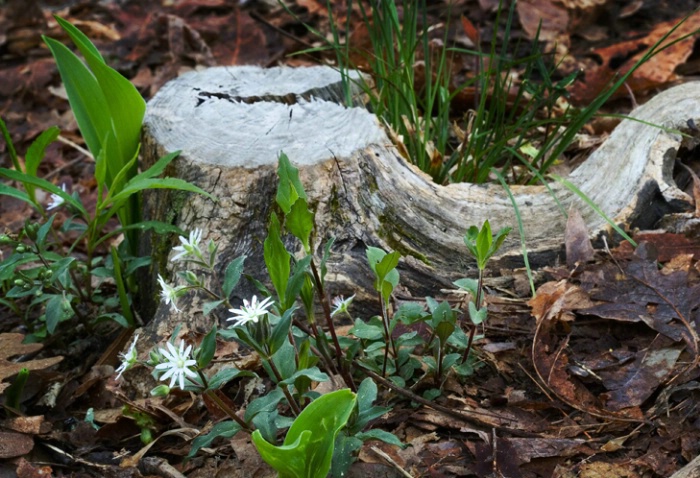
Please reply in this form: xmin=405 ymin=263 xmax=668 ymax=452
xmin=150 ymin=385 xmax=170 ymax=397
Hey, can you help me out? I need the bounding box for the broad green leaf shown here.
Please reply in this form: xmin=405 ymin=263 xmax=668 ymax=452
xmin=110 ymin=246 xmax=135 ymax=327
xmin=129 ymin=150 xmax=181 ymax=183
xmin=285 ymin=256 xmax=312 ymax=311
xmin=349 ymin=319 xmax=383 ymax=340
xmin=468 ymin=301 xmax=487 ymax=325
xmin=54 ymin=16 xmax=145 ymax=183
xmin=278 ymin=366 xmax=329 ymax=387
xmin=244 ymin=388 xmax=285 ymax=422
xmin=0 ymin=168 xmax=87 ymax=216
xmin=207 ymin=367 xmax=254 ymax=390
xmin=286 ymin=198 xmax=314 ymax=252
xmin=187 ymin=421 xmax=242 ymax=459
xmin=0 ymin=117 xmax=20 ymax=171
xmin=269 ymin=309 xmax=293 ymax=356
xmin=0 ymin=183 xmax=36 ymax=209
xmin=109 ymin=177 xmax=215 ymax=204
xmin=42 ymin=37 xmax=110 ymax=166
xmin=264 ymin=213 xmax=290 ymax=304
xmin=222 ymin=255 xmax=246 ymax=299
xmin=355 ymin=429 xmax=405 ymax=448
xmin=453 ymin=278 xmax=478 ymax=297
xmin=252 ymin=389 xmax=356 ymax=478
xmin=25 ymin=126 xmax=60 ymax=202
xmin=45 ymin=293 xmax=74 ymax=334
xmin=36 ymin=215 xmax=56 ymax=246
xmin=197 ymin=326 xmax=217 ymax=369
xmin=276 ymin=152 xmax=307 ymax=214
xmin=202 ymin=300 xmax=224 ymax=316
xmin=26 ymin=126 xmax=60 ymax=177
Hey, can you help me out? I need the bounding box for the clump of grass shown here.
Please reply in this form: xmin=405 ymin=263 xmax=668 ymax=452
xmin=298 ymin=1 xmax=695 ymax=188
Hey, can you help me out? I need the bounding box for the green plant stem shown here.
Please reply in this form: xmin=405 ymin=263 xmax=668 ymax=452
xmin=204 ymin=389 xmax=252 ymax=432
xmin=265 ymin=357 xmax=301 ymax=416
xmin=460 ymin=323 xmax=477 ymax=365
xmin=295 ymin=318 xmax=340 ymax=377
xmin=378 ymin=291 xmax=398 ymax=378
xmin=309 ymin=260 xmax=345 ymax=369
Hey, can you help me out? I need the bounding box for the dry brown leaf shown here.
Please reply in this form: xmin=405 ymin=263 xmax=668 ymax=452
xmin=0 ymin=333 xmax=63 ymax=393
xmin=571 ymin=11 xmax=700 ymax=105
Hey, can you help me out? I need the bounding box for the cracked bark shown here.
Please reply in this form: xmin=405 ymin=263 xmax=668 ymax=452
xmin=138 ymin=65 xmax=698 ymax=343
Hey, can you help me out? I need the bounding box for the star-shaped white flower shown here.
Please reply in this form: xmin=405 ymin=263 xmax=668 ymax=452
xmin=47 ymin=184 xmax=68 ymax=210
xmin=172 ymin=229 xmax=204 ymax=262
xmin=227 ymin=295 xmax=274 ymax=327
xmin=158 ymin=274 xmax=182 ymax=313
xmin=154 ymin=340 xmax=198 ymax=390
xmin=115 ymin=334 xmax=139 ymax=380
xmin=331 ymin=294 xmax=355 ymax=317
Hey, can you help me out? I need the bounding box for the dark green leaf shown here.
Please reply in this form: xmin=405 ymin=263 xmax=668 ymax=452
xmin=264 ymin=213 xmax=290 ymax=304
xmin=197 ymin=325 xmax=217 ymax=369
xmin=276 ymin=152 xmax=307 ymax=214
xmin=208 ymin=367 xmax=254 ymax=390
xmin=187 ymin=421 xmax=242 ymax=459
xmin=222 ymin=255 xmax=246 ymax=299
xmin=286 ymin=198 xmax=314 ymax=252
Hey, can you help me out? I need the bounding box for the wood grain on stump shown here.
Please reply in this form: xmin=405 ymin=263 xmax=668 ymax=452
xmin=140 ymin=65 xmax=697 ymax=338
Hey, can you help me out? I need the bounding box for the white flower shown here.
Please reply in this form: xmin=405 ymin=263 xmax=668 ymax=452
xmin=115 ymin=334 xmax=139 ymax=380
xmin=331 ymin=294 xmax=355 ymax=317
xmin=172 ymin=229 xmax=204 ymax=262
xmin=47 ymin=184 xmax=68 ymax=210
xmin=158 ymin=274 xmax=182 ymax=313
xmin=227 ymin=295 xmax=274 ymax=327
xmin=154 ymin=340 xmax=198 ymax=390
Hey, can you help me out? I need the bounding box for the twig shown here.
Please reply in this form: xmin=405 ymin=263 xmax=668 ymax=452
xmin=370 ymin=446 xmax=414 ymax=478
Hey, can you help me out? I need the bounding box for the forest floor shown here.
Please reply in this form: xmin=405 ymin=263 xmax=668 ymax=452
xmin=2 ymin=1 xmax=700 ymax=477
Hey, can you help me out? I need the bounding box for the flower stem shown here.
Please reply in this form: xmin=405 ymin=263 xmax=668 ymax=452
xmin=204 ymin=389 xmax=252 ymax=432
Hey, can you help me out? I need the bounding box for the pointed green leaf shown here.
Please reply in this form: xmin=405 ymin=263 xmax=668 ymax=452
xmin=286 ymin=198 xmax=314 ymax=252
xmin=264 ymin=213 xmax=290 ymax=304
xmin=222 ymin=255 xmax=246 ymax=299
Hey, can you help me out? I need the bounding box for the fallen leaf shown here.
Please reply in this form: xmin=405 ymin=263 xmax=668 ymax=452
xmin=571 ymin=11 xmax=700 ymax=105
xmin=565 ymin=207 xmax=595 ymax=268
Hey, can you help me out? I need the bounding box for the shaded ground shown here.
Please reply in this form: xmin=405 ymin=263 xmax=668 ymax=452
xmin=2 ymin=1 xmax=700 ymax=477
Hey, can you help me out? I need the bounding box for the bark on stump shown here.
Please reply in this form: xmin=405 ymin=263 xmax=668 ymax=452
xmin=140 ymin=65 xmax=698 ymax=339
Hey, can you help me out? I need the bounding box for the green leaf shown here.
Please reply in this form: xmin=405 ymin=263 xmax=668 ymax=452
xmin=244 ymin=388 xmax=285 ymax=422
xmin=26 ymin=126 xmax=60 ymax=177
xmin=0 ymin=168 xmax=87 ymax=216
xmin=285 ymin=256 xmax=312 ymax=311
xmin=269 ymin=308 xmax=294 ymax=356
xmin=276 ymin=152 xmax=307 ymax=214
xmin=54 ymin=16 xmax=145 ymax=185
xmin=0 ymin=116 xmax=20 ymax=171
xmin=286 ymin=198 xmax=314 ymax=252
xmin=278 ymin=366 xmax=329 ymax=387
xmin=42 ymin=36 xmax=111 ymax=167
xmin=45 ymin=293 xmax=74 ymax=334
xmin=130 ymin=150 xmax=181 ymax=183
xmin=349 ymin=319 xmax=384 ymax=340
xmin=203 ymin=300 xmax=224 ymax=316
xmin=264 ymin=213 xmax=290 ymax=304
xmin=222 ymin=255 xmax=246 ymax=299
xmin=252 ymin=389 xmax=356 ymax=478
xmin=109 ymin=177 xmax=215 ymax=204
xmin=187 ymin=421 xmax=242 ymax=459
xmin=24 ymin=126 xmax=60 ymax=202
xmin=36 ymin=214 xmax=56 ymax=246
xmin=110 ymin=246 xmax=135 ymax=327
xmin=355 ymin=429 xmax=405 ymax=448
xmin=207 ymin=367 xmax=254 ymax=390
xmin=331 ymin=434 xmax=363 ymax=478
xmin=468 ymin=301 xmax=487 ymax=326
xmin=453 ymin=278 xmax=478 ymax=297
xmin=0 ymin=183 xmax=36 ymax=209
xmin=197 ymin=326 xmax=217 ymax=369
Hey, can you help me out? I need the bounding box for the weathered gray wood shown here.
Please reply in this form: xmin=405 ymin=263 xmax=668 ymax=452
xmin=139 ymin=65 xmax=697 ymax=336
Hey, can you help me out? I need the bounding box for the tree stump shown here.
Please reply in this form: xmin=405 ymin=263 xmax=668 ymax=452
xmin=139 ymin=65 xmax=698 ymax=338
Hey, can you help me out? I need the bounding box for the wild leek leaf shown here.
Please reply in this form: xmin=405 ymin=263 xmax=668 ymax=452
xmin=252 ymin=389 xmax=357 ymax=478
